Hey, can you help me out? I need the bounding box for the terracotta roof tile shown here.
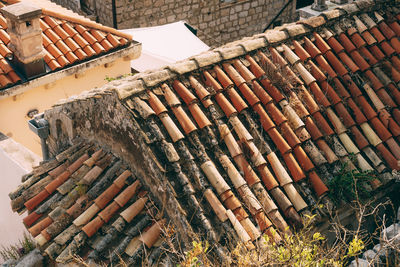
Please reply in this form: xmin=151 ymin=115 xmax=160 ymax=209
xmin=13 ymin=2 xmax=400 ymax=262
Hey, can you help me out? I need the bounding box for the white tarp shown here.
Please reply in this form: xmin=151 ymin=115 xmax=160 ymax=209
xmin=120 ymin=21 xmax=210 ymax=72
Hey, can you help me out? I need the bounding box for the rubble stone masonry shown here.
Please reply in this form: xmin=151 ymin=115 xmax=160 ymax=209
xmin=50 ymin=0 xmax=297 ymax=46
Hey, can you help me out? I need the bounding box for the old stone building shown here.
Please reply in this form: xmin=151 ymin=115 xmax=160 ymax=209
xmin=50 ymin=0 xmax=297 ymax=46
xmin=9 ymin=0 xmax=400 ymax=265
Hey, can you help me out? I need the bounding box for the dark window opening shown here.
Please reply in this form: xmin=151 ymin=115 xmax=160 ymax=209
xmin=296 ymin=0 xmax=314 ymax=8
xmin=25 ymin=21 xmax=32 ymax=27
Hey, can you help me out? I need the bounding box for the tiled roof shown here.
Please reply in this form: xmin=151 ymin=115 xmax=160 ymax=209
xmin=10 ymin=0 xmax=400 ymax=263
xmin=113 ymin=0 xmax=400 ymax=245
xmin=9 ymin=140 xmax=166 ymax=264
xmin=0 ymin=1 xmax=131 ymax=89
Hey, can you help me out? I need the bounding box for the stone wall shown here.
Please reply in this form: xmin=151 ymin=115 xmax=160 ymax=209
xmin=50 ymin=0 xmax=297 ymax=46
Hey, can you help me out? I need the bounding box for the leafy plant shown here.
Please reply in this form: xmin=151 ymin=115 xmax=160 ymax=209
xmin=327 ymin=160 xmax=377 ymax=204
xmin=178 ymin=240 xmax=211 ymax=267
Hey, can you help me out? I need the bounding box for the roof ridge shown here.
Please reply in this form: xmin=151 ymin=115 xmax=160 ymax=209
xmin=2 ymin=0 xmax=133 ymax=40
xmin=51 ymin=0 xmax=395 ymax=102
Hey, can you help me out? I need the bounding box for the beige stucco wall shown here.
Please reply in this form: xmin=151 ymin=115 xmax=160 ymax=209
xmin=0 ymin=57 xmax=130 ymax=157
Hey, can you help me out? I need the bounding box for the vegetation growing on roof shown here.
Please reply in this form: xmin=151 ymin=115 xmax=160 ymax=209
xmin=0 ymin=232 xmax=35 ymax=262
xmin=327 ymin=160 xmax=378 ymax=205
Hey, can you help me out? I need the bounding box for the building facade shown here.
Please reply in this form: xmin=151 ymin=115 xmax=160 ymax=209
xmin=50 ymin=0 xmax=297 ymax=46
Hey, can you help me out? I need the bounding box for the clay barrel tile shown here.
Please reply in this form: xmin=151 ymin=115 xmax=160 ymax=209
xmin=267 ymin=127 xmax=292 ymax=155
xmin=298 ymin=85 xmax=320 ymax=115
xmin=238 ymin=83 xmax=259 ymax=106
xmin=288 ymin=92 xmax=309 ymax=118
xmin=114 ymin=180 xmax=141 ymax=207
xmin=376 ymin=143 xmax=399 ymax=170
xmin=253 ymin=103 xmax=275 ymax=132
xmin=29 ymin=217 xmax=53 ymax=237
xmin=172 ymin=80 xmax=197 ymax=105
xmin=369 ymin=27 xmax=385 ymax=43
xmin=305 ymin=116 xmax=323 ymax=140
xmin=254 ymin=211 xmax=273 ymax=232
xmin=44 ymin=171 xmax=71 ymax=194
xmin=282 ymin=102 xmax=305 ymax=130
xmin=280 ymin=122 xmax=301 ymax=148
xmin=204 ymin=189 xmax=228 ymax=222
xmin=25 ymin=190 xmax=50 ymax=211
xmin=339 ymin=51 xmax=361 ymax=72
xmin=120 ymin=197 xmax=147 ymax=223
xmin=220 ymin=190 xmax=234 ymax=203
xmin=296 ymin=64 xmax=316 ymax=86
xmin=315 ymin=139 xmax=338 ymax=163
xmin=219 ymin=124 xmax=242 ymax=158
xmin=325 ymin=51 xmax=348 ymax=76
xmin=265 ymin=103 xmax=287 ymax=127
xmin=82 ymin=216 xmax=104 ymax=238
xmin=256 ymin=164 xmax=279 ymax=190
xmin=113 ymin=170 xmax=132 ymax=188
xmin=148 ymin=91 xmax=168 ymax=115
xmin=295 ymin=125 xmax=312 ymax=143
xmin=67 ymin=153 xmax=90 ymax=173
xmin=171 ymin=106 xmax=197 ymax=134
xmin=245 ymin=55 xmax=265 ymax=78
xmin=161 ymin=84 xmax=181 ymax=107
xmin=48 ymin=163 xmax=67 ymax=178
xmin=360 ymin=123 xmax=382 ymax=146
xmin=188 ymin=104 xmax=211 ymax=129
xmin=139 ymin=219 xmax=166 ymax=249
xmin=282 ymin=183 xmax=307 ymax=211
xmin=303 ymin=37 xmax=322 ymax=58
xmin=202 ymin=71 xmax=222 ymax=93
xmin=251 ymin=80 xmax=273 ymax=105
xmin=159 ymin=114 xmax=185 ymax=142
xmin=361 ymin=31 xmax=377 ymax=45
xmin=313 ymin=32 xmax=331 ymax=54
xmin=266 ymin=152 xmax=292 ymax=186
xmin=338 ymin=133 xmax=360 ymax=154
xmin=229 ymin=116 xmax=253 ymax=141
xmin=83 ymin=149 xmax=104 ymax=167
xmin=293 ymin=40 xmax=311 ymax=61
xmin=98 ymin=201 xmax=120 ymax=223
xmin=282 ymin=153 xmax=306 ymax=182
xmin=214 ymin=65 xmax=234 ymax=89
xmin=326 ymin=35 xmax=345 ymax=54
xmin=23 ymin=212 xmax=42 ymax=227
xmin=309 ymin=61 xmax=327 ymax=82
xmin=293 ymin=146 xmax=315 ymax=171
xmin=308 ymin=171 xmax=328 ymax=197
xmin=315 ymin=54 xmax=337 ymax=78
xmin=73 ymin=204 xmax=101 ymax=227
xmin=237 ymin=186 xmax=262 ymax=215
xmin=232 ymin=59 xmax=256 ymax=82
xmin=80 ymin=166 xmax=104 ymax=185
xmin=325 ymin=108 xmax=347 ymax=134
xmin=226 ymin=209 xmax=251 ymax=243
xmin=240 ymin=139 xmax=267 ymax=167
xmin=269 ymin=187 xmax=292 ymax=212
xmin=369 ymin=45 xmax=385 ymax=60
xmin=233 ymin=154 xmax=260 ymax=187
xmin=370 ymin=117 xmax=392 ymax=141
xmin=359 ymin=47 xmax=378 ymax=65
xmin=350 ymin=50 xmax=370 ymax=71
xmin=320 ymin=81 xmax=340 ymax=105
xmin=268 ymin=48 xmax=288 ymax=66
xmin=226 ymin=87 xmax=248 ymax=112
xmin=222 ymin=63 xmax=246 ymax=86
xmin=282 ymin=44 xmax=300 ymax=65
xmin=313 ymin=111 xmax=334 ymax=136
xmin=201 ymin=161 xmax=231 ymax=195
xmin=240 ymin=217 xmax=261 ymax=241
xmin=363 ymin=83 xmax=385 ymax=110
xmin=259 ymin=78 xmax=285 ymax=103
xmin=214 ymin=93 xmax=237 ymax=118
xmin=224 ymin=195 xmax=242 ymax=212
xmin=219 ymin=155 xmax=246 ymax=189
xmin=94 ymin=183 xmax=121 ymax=209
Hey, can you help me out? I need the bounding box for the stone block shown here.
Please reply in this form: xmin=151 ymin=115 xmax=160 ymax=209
xmin=15 ymin=249 xmax=43 ymax=267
